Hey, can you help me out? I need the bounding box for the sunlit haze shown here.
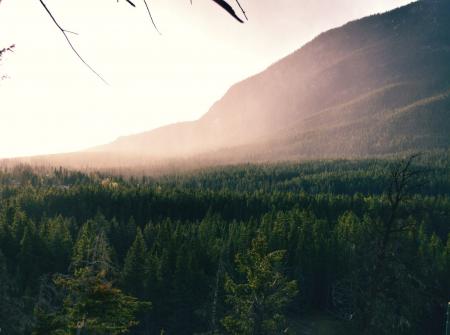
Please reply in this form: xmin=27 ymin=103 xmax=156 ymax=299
xmin=0 ymin=0 xmax=412 ymax=158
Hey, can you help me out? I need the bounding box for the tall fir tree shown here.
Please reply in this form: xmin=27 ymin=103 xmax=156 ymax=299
xmin=122 ymin=227 xmax=148 ymax=298
xmin=222 ymin=234 xmax=298 ymax=335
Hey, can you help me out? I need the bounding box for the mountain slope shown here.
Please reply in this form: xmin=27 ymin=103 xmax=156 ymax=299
xmin=94 ymin=0 xmax=450 ymax=161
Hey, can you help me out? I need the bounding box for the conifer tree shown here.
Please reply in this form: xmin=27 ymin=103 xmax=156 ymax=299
xmin=54 ymin=267 xmax=149 ymax=335
xmin=52 ymin=230 xmax=150 ymax=335
xmin=0 ymin=251 xmax=26 ymax=335
xmin=222 ymin=234 xmax=298 ymax=335
xmin=18 ymin=222 xmax=41 ymax=293
xmin=122 ymin=227 xmax=148 ymax=298
xmin=44 ymin=216 xmax=73 ymax=274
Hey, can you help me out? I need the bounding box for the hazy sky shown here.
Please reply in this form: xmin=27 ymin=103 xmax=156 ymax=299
xmin=0 ymin=0 xmax=412 ymax=158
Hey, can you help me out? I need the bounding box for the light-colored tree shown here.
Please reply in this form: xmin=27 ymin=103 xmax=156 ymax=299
xmin=222 ymin=234 xmax=298 ymax=335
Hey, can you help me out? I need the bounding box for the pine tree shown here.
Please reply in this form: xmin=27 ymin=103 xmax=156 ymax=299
xmin=54 ymin=267 xmax=149 ymax=335
xmin=44 ymin=216 xmax=73 ymax=273
xmin=122 ymin=227 xmax=148 ymax=298
xmin=17 ymin=222 xmax=41 ymax=293
xmin=52 ymin=230 xmax=150 ymax=334
xmin=222 ymin=234 xmax=298 ymax=335
xmin=0 ymin=251 xmax=26 ymax=335
xmin=72 ymin=218 xmax=113 ymax=272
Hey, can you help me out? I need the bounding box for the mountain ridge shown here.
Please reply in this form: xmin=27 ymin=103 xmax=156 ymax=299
xmin=37 ymin=0 xmax=450 ymax=167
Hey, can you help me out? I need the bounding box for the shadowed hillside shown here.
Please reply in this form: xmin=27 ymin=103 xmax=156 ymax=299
xmin=89 ymin=0 xmax=450 ymax=163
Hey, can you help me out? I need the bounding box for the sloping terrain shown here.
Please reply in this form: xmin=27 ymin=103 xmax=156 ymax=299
xmin=92 ymin=0 xmax=450 ymax=163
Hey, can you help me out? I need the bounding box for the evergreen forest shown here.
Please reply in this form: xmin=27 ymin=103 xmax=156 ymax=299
xmin=0 ymin=152 xmax=449 ymax=334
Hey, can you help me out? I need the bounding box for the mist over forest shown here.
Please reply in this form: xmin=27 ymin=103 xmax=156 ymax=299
xmin=1 ymin=1 xmax=450 ymax=334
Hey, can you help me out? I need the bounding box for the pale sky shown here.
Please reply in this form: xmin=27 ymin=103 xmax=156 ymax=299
xmin=0 ymin=0 xmax=413 ymax=158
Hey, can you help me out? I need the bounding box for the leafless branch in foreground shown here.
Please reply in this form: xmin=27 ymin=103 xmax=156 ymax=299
xmin=0 ymin=44 xmax=15 ymax=57
xmin=212 ymin=0 xmax=244 ymax=23
xmin=235 ymin=0 xmax=248 ymax=21
xmin=37 ymin=0 xmax=246 ymax=83
xmin=38 ymin=0 xmax=108 ymax=84
xmin=143 ymin=0 xmax=162 ymax=35
xmin=125 ymin=0 xmax=161 ymax=34
xmin=0 ymin=44 xmax=15 ymax=80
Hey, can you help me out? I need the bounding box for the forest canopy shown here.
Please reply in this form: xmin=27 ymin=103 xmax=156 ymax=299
xmin=0 ymin=153 xmax=449 ymax=334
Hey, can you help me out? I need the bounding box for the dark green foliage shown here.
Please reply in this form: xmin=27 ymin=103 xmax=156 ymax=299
xmin=0 ymin=155 xmax=448 ymax=334
xmin=0 ymin=251 xmax=27 ymax=335
xmin=40 ymin=228 xmax=149 ymax=335
xmin=122 ymin=228 xmax=147 ymax=298
xmin=53 ymin=267 xmax=149 ymax=335
xmin=222 ymin=234 xmax=298 ymax=335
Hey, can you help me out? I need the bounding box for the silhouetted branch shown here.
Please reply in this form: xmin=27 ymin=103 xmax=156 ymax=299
xmin=143 ymin=0 xmax=162 ymax=35
xmin=382 ymin=153 xmax=422 ymax=250
xmin=235 ymin=0 xmax=248 ymax=21
xmin=0 ymin=44 xmax=15 ymax=80
xmin=0 ymin=44 xmax=14 ymax=58
xmin=125 ymin=0 xmax=136 ymax=7
xmin=212 ymin=0 xmax=244 ymax=23
xmin=38 ymin=0 xmax=108 ymax=84
xmin=37 ymin=0 xmax=246 ymax=83
xmin=387 ymin=153 xmax=421 ymax=206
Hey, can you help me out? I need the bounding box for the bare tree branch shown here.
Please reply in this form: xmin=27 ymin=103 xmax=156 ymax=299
xmin=235 ymin=0 xmax=248 ymax=21
xmin=125 ymin=0 xmax=136 ymax=7
xmin=0 ymin=44 xmax=15 ymax=57
xmin=142 ymin=0 xmax=162 ymax=35
xmin=212 ymin=0 xmax=244 ymax=23
xmin=36 ymin=0 xmax=246 ymax=83
xmin=0 ymin=44 xmax=15 ymax=80
xmin=38 ymin=0 xmax=108 ymax=84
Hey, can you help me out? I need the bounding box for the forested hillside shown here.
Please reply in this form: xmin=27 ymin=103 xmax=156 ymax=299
xmin=0 ymin=152 xmax=449 ymax=334
xmin=93 ymin=0 xmax=450 ymax=162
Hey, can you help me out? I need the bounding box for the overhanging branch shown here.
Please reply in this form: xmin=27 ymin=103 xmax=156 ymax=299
xmin=212 ymin=0 xmax=244 ymax=23
xmin=143 ymin=0 xmax=161 ymax=35
xmin=38 ymin=0 xmax=108 ymax=84
xmin=37 ymin=0 xmax=246 ymax=83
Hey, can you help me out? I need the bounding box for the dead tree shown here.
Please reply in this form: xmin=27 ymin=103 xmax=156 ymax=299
xmin=332 ymin=154 xmax=425 ymax=333
xmin=360 ymin=154 xmax=423 ymax=333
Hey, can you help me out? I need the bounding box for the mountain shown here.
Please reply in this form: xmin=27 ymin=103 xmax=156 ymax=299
xmin=85 ymin=1 xmax=450 ymax=162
